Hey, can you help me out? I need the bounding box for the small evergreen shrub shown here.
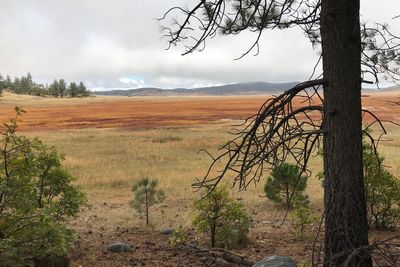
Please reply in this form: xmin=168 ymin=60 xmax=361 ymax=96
xmin=192 ymin=185 xmax=251 ymax=248
xmin=130 ymin=177 xmax=165 ymax=225
xmin=264 ymin=163 xmax=309 ymax=209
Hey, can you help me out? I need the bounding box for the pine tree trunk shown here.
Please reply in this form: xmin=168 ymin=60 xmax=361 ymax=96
xmin=320 ymin=0 xmax=372 ymax=266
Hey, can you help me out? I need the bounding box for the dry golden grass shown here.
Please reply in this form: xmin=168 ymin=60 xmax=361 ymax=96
xmin=21 ymin=122 xmax=398 ymax=230
xmin=23 ymin=124 xmax=252 ymax=229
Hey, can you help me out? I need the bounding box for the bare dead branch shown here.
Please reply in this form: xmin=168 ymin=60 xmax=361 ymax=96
xmin=161 ymin=0 xmax=321 ymax=57
xmin=326 ymin=235 xmax=400 ymax=266
xmin=176 ymin=244 xmax=255 ymax=266
xmin=193 ymin=79 xmax=325 ymax=192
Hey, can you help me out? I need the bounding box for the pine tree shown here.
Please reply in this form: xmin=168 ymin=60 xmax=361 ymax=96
xmin=19 ymin=73 xmax=33 ymax=95
xmin=59 ymin=79 xmax=67 ymax=98
xmin=49 ymin=79 xmax=60 ymax=97
xmin=26 ymin=72 xmax=32 ymax=84
xmin=13 ymin=77 xmax=21 ymax=94
xmin=130 ymin=177 xmax=165 ymax=225
xmin=78 ymin=82 xmax=90 ymax=97
xmin=5 ymin=75 xmax=12 ymax=90
xmin=264 ymin=163 xmax=308 ymax=209
xmin=68 ymin=82 xmax=78 ymax=98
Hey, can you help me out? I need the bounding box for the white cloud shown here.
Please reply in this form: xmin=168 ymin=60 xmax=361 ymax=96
xmin=0 ymin=0 xmax=398 ymax=90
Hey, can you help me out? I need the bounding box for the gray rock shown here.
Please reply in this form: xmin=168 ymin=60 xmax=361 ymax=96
xmin=252 ymin=256 xmax=297 ymax=267
xmin=161 ymin=228 xmax=174 ymax=235
xmin=107 ymin=243 xmax=132 ymax=253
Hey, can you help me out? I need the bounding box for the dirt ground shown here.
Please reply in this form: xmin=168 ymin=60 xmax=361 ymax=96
xmin=69 ymin=206 xmax=314 ymax=266
xmin=69 ymin=205 xmax=399 ymax=267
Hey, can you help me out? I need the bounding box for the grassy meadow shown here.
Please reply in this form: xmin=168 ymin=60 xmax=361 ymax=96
xmin=21 ymin=120 xmax=400 ymax=232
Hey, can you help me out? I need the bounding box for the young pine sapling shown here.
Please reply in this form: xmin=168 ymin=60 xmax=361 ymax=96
xmin=130 ymin=177 xmax=165 ymax=225
xmin=264 ymin=163 xmax=309 ymax=209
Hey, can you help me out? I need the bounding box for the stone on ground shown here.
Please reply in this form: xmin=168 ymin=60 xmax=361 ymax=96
xmin=252 ymin=256 xmax=297 ymax=267
xmin=107 ymin=243 xmax=132 ymax=253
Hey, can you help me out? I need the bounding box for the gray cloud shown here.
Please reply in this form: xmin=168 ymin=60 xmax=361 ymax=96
xmin=0 ymin=0 xmax=399 ymax=90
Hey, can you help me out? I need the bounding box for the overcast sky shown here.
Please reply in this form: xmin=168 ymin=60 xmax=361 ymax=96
xmin=0 ymin=1 xmax=399 ymax=90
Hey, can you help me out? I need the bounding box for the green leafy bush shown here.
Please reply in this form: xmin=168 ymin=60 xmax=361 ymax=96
xmin=0 ymin=108 xmax=87 ymax=266
xmin=264 ymin=163 xmax=309 ymax=209
xmin=316 ymin=131 xmax=400 ymax=229
xmin=168 ymin=226 xmax=188 ymax=247
xmin=363 ymin=142 xmax=400 ymax=229
xmin=192 ymin=185 xmax=251 ymax=248
xmin=130 ymin=177 xmax=165 ymax=225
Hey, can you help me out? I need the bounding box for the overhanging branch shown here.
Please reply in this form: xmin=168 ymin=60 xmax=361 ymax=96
xmin=193 ymin=79 xmax=326 ymax=190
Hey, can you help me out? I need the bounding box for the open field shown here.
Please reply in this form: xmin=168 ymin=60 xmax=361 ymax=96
xmin=1 ymin=91 xmax=400 ymax=266
xmin=0 ymin=90 xmax=399 ymax=131
xmin=0 ymin=92 xmax=266 ymax=130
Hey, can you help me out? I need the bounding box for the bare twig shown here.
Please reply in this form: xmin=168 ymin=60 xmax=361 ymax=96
xmin=195 ymin=79 xmax=326 ymax=192
xmin=176 ymin=244 xmax=255 ymax=266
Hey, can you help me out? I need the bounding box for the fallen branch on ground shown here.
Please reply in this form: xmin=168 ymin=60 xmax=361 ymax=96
xmin=175 ymin=244 xmax=255 ymax=266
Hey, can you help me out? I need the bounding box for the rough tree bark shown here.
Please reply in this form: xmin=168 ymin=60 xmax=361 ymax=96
xmin=321 ymin=0 xmax=372 ymax=266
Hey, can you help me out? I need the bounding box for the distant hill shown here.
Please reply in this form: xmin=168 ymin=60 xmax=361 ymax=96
xmin=379 ymin=85 xmax=400 ymax=91
xmin=94 ymin=81 xmax=300 ymax=96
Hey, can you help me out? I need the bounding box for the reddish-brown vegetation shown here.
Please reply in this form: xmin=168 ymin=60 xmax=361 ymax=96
xmin=0 ymin=96 xmax=265 ymax=130
xmin=0 ymin=92 xmax=398 ymax=131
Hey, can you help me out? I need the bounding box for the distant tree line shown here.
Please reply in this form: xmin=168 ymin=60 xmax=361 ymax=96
xmin=0 ymin=72 xmax=91 ymax=98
